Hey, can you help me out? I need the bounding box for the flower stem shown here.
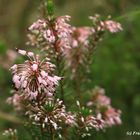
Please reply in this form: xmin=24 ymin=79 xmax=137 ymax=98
xmin=56 ymin=54 xmax=65 ymax=102
xmin=51 ymin=134 xmax=55 ymax=140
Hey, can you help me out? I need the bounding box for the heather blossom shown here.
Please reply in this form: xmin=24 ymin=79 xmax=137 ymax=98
xmin=26 ymin=99 xmax=76 ymax=138
xmin=27 ymin=15 xmax=72 ymax=53
xmin=103 ymin=107 xmax=122 ymax=127
xmin=7 ymin=93 xmax=23 ymax=111
xmin=104 ymin=20 xmax=123 ymax=33
xmin=10 ymin=49 xmax=61 ymax=100
xmin=87 ymin=86 xmax=122 ymax=127
xmin=72 ymin=27 xmax=92 ymax=46
xmin=64 ymin=16 xmax=123 ymax=76
xmin=64 ymin=27 xmax=93 ymax=74
xmin=77 ymin=114 xmax=105 ymax=132
xmin=87 ymin=86 xmax=111 ymax=106
xmin=75 ymin=101 xmax=105 ymax=138
xmin=89 ymin=15 xmax=123 ymax=33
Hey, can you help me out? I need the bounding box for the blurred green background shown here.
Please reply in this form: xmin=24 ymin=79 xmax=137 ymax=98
xmin=0 ymin=0 xmax=140 ymax=140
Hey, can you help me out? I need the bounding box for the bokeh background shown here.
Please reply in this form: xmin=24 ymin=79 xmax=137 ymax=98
xmin=0 ymin=0 xmax=140 ymax=140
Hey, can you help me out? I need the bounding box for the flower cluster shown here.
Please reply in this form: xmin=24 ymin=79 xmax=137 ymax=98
xmin=10 ymin=49 xmax=61 ymax=101
xmin=26 ymin=99 xmax=75 ymax=138
xmin=8 ymin=49 xmax=76 ymax=139
xmin=27 ymin=15 xmax=72 ymax=53
xmin=75 ymin=101 xmax=105 ymax=138
xmin=87 ymin=86 xmax=122 ymax=127
xmin=27 ymin=14 xmax=123 ymax=78
xmin=64 ymin=15 xmax=123 ymax=76
xmin=103 ymin=106 xmax=122 ymax=127
xmin=89 ymin=14 xmax=123 ymax=33
xmin=71 ymin=27 xmax=92 ymax=47
xmin=64 ymin=27 xmax=93 ymax=74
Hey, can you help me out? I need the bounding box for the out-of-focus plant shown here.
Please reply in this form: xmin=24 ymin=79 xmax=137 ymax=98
xmin=3 ymin=0 xmax=123 ymax=139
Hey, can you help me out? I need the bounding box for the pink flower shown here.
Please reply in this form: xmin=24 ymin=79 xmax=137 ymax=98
xmin=43 ymin=29 xmax=56 ymax=43
xmin=65 ymin=113 xmax=76 ymax=126
xmin=63 ymin=27 xmax=93 ymax=75
xmin=95 ymin=93 xmax=111 ymax=106
xmin=87 ymin=87 xmax=122 ymax=128
xmin=28 ymin=19 xmax=47 ymax=31
xmin=88 ymin=86 xmax=111 ymax=106
xmin=31 ymin=64 xmax=38 ymax=71
xmin=10 ymin=49 xmax=61 ymax=100
xmin=103 ymin=107 xmax=122 ymax=126
xmin=86 ymin=115 xmax=105 ymax=130
xmin=7 ymin=94 xmax=23 ymax=110
xmin=104 ymin=20 xmax=123 ymax=33
xmin=73 ymin=27 xmax=92 ymax=45
xmin=27 ymin=99 xmax=76 ymax=131
xmin=89 ymin=15 xmax=123 ymax=33
xmin=28 ymin=16 xmax=72 ymax=53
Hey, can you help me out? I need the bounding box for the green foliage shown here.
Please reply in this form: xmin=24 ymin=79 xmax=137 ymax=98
xmin=80 ymin=107 xmax=91 ymax=117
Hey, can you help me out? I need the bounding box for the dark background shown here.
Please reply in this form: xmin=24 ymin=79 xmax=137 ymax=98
xmin=0 ymin=0 xmax=140 ymax=140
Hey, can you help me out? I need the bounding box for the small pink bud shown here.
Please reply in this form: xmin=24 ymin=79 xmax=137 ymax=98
xmin=28 ymin=52 xmax=34 ymax=57
xmin=31 ymin=64 xmax=38 ymax=71
xmin=18 ymin=49 xmax=26 ymax=55
xmin=10 ymin=64 xmax=17 ymax=70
